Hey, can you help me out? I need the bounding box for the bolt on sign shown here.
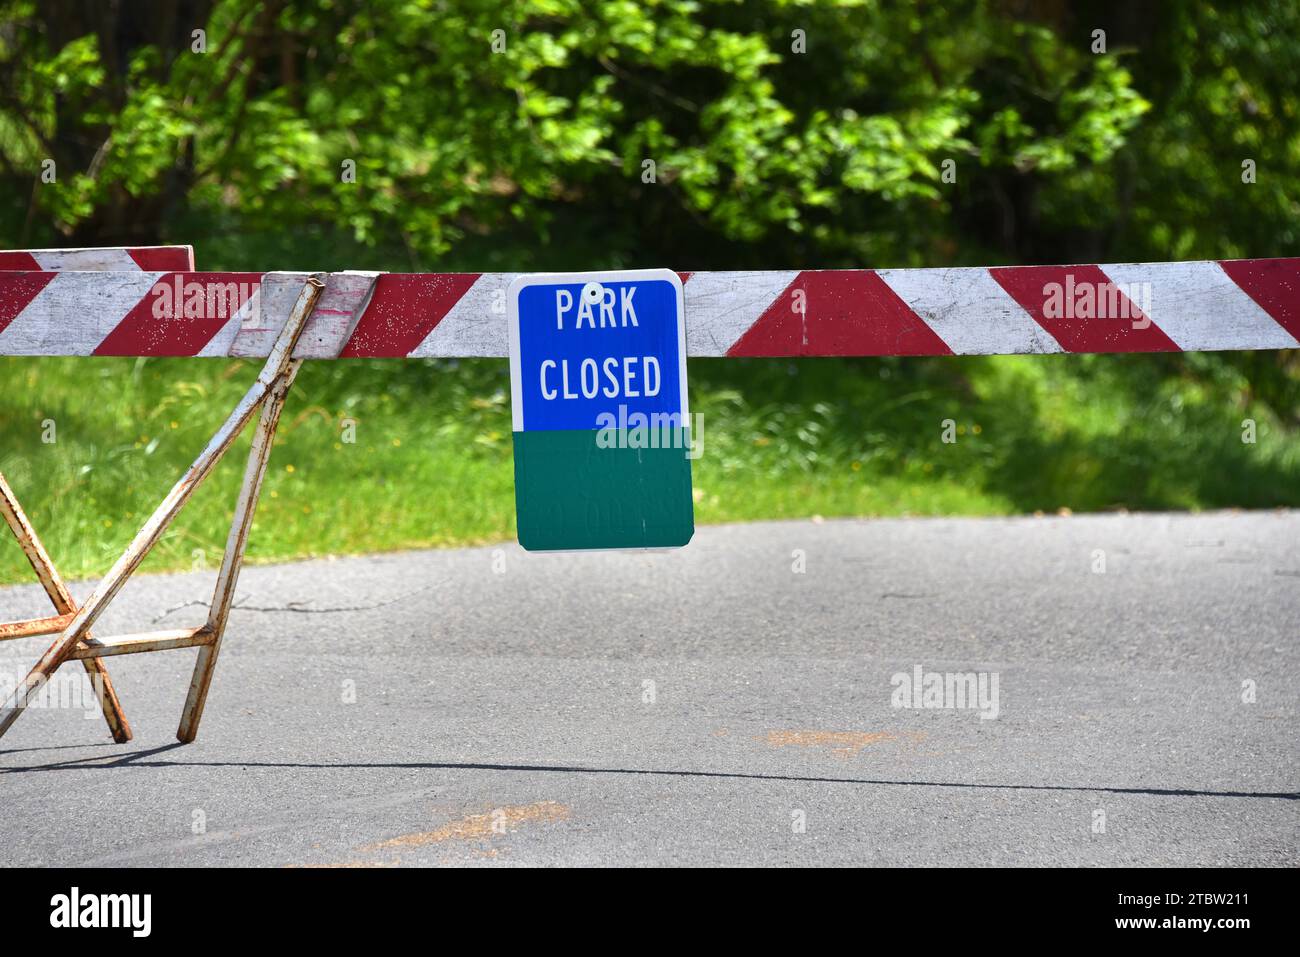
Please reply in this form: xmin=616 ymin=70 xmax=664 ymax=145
xmin=508 ymin=269 xmax=693 ymax=551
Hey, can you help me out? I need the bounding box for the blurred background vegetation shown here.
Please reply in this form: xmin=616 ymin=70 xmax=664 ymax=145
xmin=0 ymin=0 xmax=1298 ymax=583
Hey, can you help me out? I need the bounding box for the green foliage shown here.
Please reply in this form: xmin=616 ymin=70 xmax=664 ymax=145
xmin=2 ymin=1 xmax=1295 ymax=277
xmin=1 ymin=0 xmax=1177 ymax=265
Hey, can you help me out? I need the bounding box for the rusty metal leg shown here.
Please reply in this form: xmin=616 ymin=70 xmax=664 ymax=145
xmin=177 ymin=360 xmax=301 ymax=743
xmin=0 ymin=373 xmax=280 ymax=739
xmin=0 ymin=472 xmax=132 ymax=742
xmin=0 ymin=275 xmax=324 ymax=742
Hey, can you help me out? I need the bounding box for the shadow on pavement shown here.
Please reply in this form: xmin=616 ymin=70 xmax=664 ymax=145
xmin=2 ymin=743 xmax=1295 ymax=801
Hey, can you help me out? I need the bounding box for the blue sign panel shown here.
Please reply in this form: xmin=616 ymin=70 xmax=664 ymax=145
xmin=510 ymin=271 xmax=687 ymax=432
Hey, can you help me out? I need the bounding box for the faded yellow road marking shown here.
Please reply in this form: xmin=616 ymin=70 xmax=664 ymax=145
xmin=364 ymin=801 xmax=571 ymax=850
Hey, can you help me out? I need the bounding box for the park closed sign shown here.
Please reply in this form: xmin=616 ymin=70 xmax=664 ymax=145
xmin=508 ymin=269 xmax=694 ymax=551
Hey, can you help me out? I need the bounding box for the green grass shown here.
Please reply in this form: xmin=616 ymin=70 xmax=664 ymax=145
xmin=1 ymin=352 xmax=1298 ymax=586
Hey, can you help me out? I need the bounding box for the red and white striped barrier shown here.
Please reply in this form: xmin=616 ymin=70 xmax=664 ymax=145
xmin=0 ymin=245 xmax=193 ymax=272
xmin=0 ymin=253 xmax=1296 ymax=358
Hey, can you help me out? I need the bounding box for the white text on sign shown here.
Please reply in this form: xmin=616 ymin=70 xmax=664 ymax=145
xmin=555 ymin=286 xmax=638 ymax=329
xmin=540 ymin=356 xmax=661 ymax=401
xmin=539 ymin=284 xmax=660 ymax=403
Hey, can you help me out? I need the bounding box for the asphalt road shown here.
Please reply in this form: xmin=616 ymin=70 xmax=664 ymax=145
xmin=1 ymin=513 xmax=1296 ymax=867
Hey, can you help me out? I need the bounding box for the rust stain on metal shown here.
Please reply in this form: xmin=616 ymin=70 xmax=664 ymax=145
xmin=0 ymin=470 xmax=131 ymax=741
xmin=69 ymin=627 xmax=213 ymax=659
xmin=178 ymin=274 xmax=324 ymax=743
xmin=0 ymin=612 xmax=75 ymax=641
xmin=363 ymin=801 xmax=571 ymax=850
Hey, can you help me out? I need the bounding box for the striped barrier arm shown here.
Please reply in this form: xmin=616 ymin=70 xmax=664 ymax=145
xmin=0 ymin=257 xmax=1296 ymax=358
xmin=0 ymin=245 xmax=194 ymax=272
